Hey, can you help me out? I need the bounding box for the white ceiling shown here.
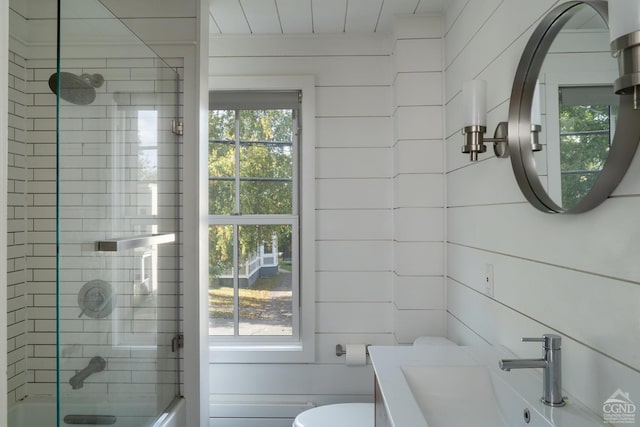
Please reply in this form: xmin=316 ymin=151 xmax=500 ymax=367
xmin=209 ymin=0 xmax=444 ymax=35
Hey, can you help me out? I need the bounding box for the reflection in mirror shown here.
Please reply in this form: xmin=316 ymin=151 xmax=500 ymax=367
xmin=534 ymin=3 xmax=618 ymax=210
xmin=557 ymin=85 xmax=617 ymax=208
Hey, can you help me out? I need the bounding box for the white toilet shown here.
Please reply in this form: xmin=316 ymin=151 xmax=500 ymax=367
xmin=292 ymin=403 xmax=373 ymax=427
xmin=292 ymin=337 xmax=457 ymax=427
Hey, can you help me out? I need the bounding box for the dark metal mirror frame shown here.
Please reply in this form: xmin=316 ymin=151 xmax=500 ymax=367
xmin=508 ymin=1 xmax=640 ymax=213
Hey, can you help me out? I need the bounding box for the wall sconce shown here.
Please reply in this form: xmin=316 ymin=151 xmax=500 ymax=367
xmin=461 ymin=80 xmax=508 ymax=161
xmin=461 ymin=79 xmax=543 ymax=161
xmin=610 ymin=0 xmax=640 ymax=109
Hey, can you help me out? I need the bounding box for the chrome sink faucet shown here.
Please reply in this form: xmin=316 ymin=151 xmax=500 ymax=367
xmin=499 ymin=334 xmax=566 ymax=407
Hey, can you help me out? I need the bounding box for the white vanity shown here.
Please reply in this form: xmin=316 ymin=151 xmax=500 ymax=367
xmin=369 ymin=345 xmax=608 ymax=427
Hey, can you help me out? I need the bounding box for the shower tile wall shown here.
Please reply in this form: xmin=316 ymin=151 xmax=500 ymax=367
xmin=25 ymin=57 xmax=57 ymax=396
xmin=23 ymin=57 xmax=183 ymax=398
xmin=7 ymin=43 xmax=28 ymax=405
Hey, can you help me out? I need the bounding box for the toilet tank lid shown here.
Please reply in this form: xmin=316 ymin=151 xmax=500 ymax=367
xmin=293 ymin=403 xmax=373 ymax=427
xmin=413 ymin=336 xmax=457 ymax=346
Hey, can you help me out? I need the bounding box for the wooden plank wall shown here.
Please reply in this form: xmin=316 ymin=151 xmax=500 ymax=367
xmin=208 ymin=19 xmax=446 ymax=425
xmin=444 ymin=0 xmax=640 ymax=419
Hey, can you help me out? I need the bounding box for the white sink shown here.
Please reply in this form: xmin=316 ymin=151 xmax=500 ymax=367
xmin=402 ymin=365 xmax=508 ymax=427
xmin=369 ymin=345 xmax=608 ymax=427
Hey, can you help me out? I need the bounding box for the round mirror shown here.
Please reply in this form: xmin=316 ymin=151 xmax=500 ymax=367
xmin=508 ymin=1 xmax=640 ymax=213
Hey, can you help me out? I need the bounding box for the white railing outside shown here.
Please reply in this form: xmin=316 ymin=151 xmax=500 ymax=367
xmin=219 ymin=237 xmax=279 ymax=279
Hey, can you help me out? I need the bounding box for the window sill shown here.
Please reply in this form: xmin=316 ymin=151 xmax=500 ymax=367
xmin=208 ymin=341 xmax=313 ymax=364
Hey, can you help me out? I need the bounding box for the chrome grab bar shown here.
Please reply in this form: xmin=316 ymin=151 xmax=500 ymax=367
xmin=95 ymin=233 xmax=175 ymax=252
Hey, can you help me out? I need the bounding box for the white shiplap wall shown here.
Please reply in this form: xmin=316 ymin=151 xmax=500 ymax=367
xmin=208 ymin=16 xmax=446 ymax=425
xmin=444 ymin=0 xmax=640 ymax=420
xmin=392 ymin=16 xmax=446 ymax=344
xmin=209 ymin=31 xmax=392 ymax=427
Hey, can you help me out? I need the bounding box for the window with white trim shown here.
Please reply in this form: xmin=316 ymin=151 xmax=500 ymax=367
xmin=207 ymin=82 xmax=314 ymax=362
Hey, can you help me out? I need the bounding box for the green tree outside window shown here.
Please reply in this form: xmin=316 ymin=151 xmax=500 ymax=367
xmin=559 ymin=103 xmax=616 ymax=209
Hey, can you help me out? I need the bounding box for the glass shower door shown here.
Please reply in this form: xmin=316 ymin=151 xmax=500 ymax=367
xmin=55 ymin=1 xmax=181 ymax=425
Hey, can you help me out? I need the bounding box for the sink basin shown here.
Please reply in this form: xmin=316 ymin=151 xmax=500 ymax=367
xmin=401 ymin=365 xmax=557 ymax=427
xmin=369 ymin=345 xmax=608 ymax=427
xmin=401 ymin=366 xmax=507 ymax=427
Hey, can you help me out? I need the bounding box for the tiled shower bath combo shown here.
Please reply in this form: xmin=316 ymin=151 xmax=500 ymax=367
xmin=8 ymin=0 xmax=184 ymax=425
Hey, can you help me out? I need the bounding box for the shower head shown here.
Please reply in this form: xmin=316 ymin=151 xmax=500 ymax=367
xmin=48 ymin=72 xmax=104 ymax=105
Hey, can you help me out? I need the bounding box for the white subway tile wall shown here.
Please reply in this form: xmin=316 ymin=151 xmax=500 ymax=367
xmin=26 ymin=56 xmax=59 ymax=398
xmin=22 ymin=56 xmax=183 ymax=404
xmin=7 ymin=44 xmax=28 ymax=405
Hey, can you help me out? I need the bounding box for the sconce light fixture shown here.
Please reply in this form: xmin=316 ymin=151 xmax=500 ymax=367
xmin=461 ymin=80 xmax=508 ymax=161
xmin=461 ymin=79 xmax=543 ymax=161
xmin=610 ymin=0 xmax=640 ymax=108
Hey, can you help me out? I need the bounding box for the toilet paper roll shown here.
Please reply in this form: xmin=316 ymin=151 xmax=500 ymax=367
xmin=345 ymin=344 xmax=367 ymax=366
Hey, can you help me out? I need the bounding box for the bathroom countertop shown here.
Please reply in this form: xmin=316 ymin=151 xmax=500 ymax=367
xmin=368 ymin=345 xmax=607 ymax=427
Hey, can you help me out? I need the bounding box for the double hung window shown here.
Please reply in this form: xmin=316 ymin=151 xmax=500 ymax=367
xmin=208 ymin=90 xmax=300 ymax=342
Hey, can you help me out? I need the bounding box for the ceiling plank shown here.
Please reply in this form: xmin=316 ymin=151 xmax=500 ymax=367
xmin=209 ymin=0 xmax=444 ymax=35
xmin=346 ymin=0 xmax=383 ymax=33
xmin=209 ymin=14 xmax=222 ymax=34
xmin=210 ymin=0 xmax=250 ymax=34
xmin=377 ymin=0 xmax=419 ymax=32
xmin=415 ymin=0 xmax=444 ymax=14
xmin=241 ymin=0 xmax=282 ymax=34
xmin=312 ymin=0 xmax=347 ymax=33
xmin=276 ymin=0 xmax=312 ymax=34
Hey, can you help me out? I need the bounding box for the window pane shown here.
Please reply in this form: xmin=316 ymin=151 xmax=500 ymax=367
xmin=210 ymin=109 xmax=236 ymax=141
xmin=559 ymin=103 xmax=613 ymax=208
xmin=240 ymin=142 xmax=293 ymax=179
xmin=209 ymin=110 xmax=236 ymax=214
xmin=240 ymin=181 xmax=292 ymax=215
xmin=239 ymin=109 xmax=292 ymax=143
xmin=209 ymin=225 xmax=234 ymax=336
xmin=238 ymin=225 xmax=293 ymax=336
xmin=209 ymin=179 xmax=235 ymax=215
xmin=238 ymin=109 xmax=294 ymax=214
